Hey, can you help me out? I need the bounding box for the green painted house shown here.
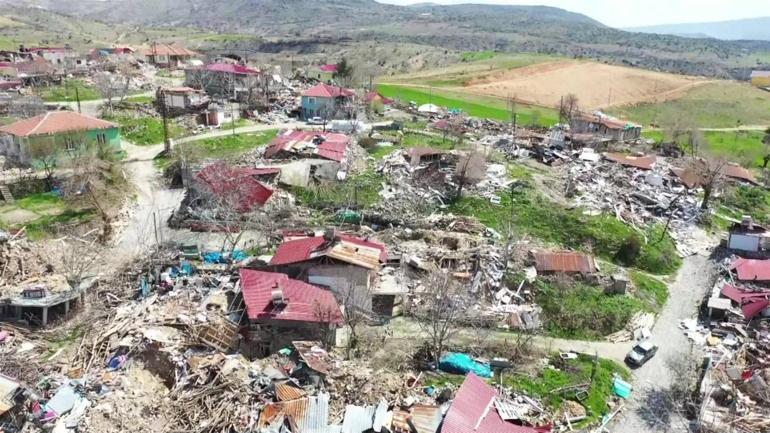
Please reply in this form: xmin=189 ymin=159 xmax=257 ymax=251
xmin=0 ymin=111 xmax=121 ymax=165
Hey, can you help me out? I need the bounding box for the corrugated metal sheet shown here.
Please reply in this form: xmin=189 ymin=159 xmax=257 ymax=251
xmin=259 ymin=393 xmax=332 ymax=433
xmin=441 ymin=374 xmax=540 ymax=433
xmin=743 ymin=300 xmax=769 ymax=320
xmin=731 ymin=258 xmax=770 ymax=281
xmin=603 ymin=153 xmax=656 ymax=170
xmin=532 ymin=251 xmax=596 ymax=274
xmin=270 ymin=234 xmax=387 ymax=268
xmin=722 ymin=164 xmax=758 ymax=185
xmin=275 ymin=381 xmax=308 ymax=401
xmin=392 ymin=405 xmax=442 ymax=433
xmin=721 ymin=284 xmax=770 ymax=303
xmin=341 ymin=404 xmax=376 ymax=433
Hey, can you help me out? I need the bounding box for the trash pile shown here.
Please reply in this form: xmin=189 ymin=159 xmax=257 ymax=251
xmin=681 ymin=265 xmax=770 ymax=433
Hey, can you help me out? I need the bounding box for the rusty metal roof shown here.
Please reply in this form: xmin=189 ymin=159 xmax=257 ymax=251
xmin=293 ymin=341 xmax=333 ymax=375
xmin=275 ymin=381 xmax=308 ymax=402
xmin=392 ymin=405 xmax=442 ymax=433
xmin=258 ymin=392 xmax=332 ymax=433
xmin=532 ymin=250 xmax=596 ymax=273
xmin=603 ymin=153 xmax=656 ymax=170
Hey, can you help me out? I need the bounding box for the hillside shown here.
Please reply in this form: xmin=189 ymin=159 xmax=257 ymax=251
xmin=628 ymin=17 xmax=770 ymax=41
xmin=3 ymin=0 xmax=770 ymax=79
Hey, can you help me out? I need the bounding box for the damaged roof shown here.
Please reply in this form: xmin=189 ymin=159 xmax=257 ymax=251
xmin=442 ymin=373 xmax=540 ymax=433
xmin=720 ymin=283 xmax=770 ymax=303
xmin=392 ymin=405 xmax=443 ymax=433
xmin=603 ymin=153 xmax=656 ymax=170
xmin=258 ymin=392 xmax=333 ymax=433
xmin=203 ymin=63 xmax=260 ymax=75
xmin=303 ymin=83 xmax=355 ymax=98
xmin=532 ymin=250 xmax=596 ymax=274
xmin=196 ymin=162 xmax=273 ymax=212
xmin=0 ymin=111 xmax=116 ymax=137
xmin=239 ymin=270 xmax=342 ymax=325
xmin=265 ymin=130 xmax=350 ymax=162
xmin=731 ymin=258 xmax=770 ymax=282
xmin=270 ymin=233 xmax=387 ymax=269
xmin=140 ymin=43 xmax=198 ymax=57
xmin=671 ymin=161 xmax=758 ymax=189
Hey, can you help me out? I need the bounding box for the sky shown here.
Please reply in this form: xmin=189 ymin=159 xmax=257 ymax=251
xmin=377 ymin=0 xmax=770 ymax=28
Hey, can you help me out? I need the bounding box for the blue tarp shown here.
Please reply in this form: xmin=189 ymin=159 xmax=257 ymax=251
xmin=203 ymin=250 xmax=248 ymax=264
xmin=439 ymin=352 xmax=493 ymax=378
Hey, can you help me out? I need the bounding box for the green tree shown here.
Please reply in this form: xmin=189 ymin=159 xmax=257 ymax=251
xmin=336 ymin=58 xmax=354 ymax=86
xmin=762 ymin=127 xmax=770 ymax=168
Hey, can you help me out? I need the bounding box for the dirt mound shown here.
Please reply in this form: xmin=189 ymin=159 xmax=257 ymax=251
xmin=463 ymin=60 xmax=707 ymax=109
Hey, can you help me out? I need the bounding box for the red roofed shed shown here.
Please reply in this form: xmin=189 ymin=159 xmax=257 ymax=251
xmin=532 ymin=251 xmax=596 ymax=274
xmin=442 ymin=373 xmax=545 ymax=433
xmin=731 ymin=258 xmax=770 ymax=282
xmin=196 ymin=162 xmax=273 ymax=212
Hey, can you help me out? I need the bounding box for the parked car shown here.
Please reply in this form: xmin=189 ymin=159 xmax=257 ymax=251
xmin=625 ymin=341 xmax=658 ymax=367
xmin=306 ymin=116 xmax=325 ymax=125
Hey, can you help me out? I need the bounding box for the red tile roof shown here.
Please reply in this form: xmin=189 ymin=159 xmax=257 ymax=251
xmin=604 ymin=153 xmax=656 ymax=170
xmin=731 ymin=258 xmax=770 ymax=282
xmin=240 ymin=269 xmax=342 ymax=325
xmin=365 ymin=91 xmax=393 ymax=105
xmin=196 ymin=162 xmax=273 ymax=212
xmin=0 ymin=111 xmax=116 ymax=137
xmin=204 ymin=63 xmax=260 ymax=75
xmin=246 ymin=167 xmax=281 ymax=176
xmin=270 ymin=234 xmax=387 ymax=268
xmin=302 ymin=83 xmax=355 ymax=98
xmin=442 ymin=373 xmax=541 ymax=433
xmin=532 ymin=251 xmax=596 ymax=273
xmin=264 ymin=130 xmax=350 ymax=162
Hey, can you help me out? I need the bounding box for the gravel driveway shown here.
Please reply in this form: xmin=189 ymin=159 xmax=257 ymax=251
xmin=610 ymin=252 xmax=715 ymax=432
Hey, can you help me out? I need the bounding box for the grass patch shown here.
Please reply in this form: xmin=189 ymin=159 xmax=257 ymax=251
xmin=104 ymin=114 xmax=184 ymax=145
xmin=189 ymin=130 xmax=278 ymax=158
xmin=219 ymin=118 xmax=252 ymax=130
xmin=292 ymin=171 xmax=383 ymax=209
xmin=505 ymin=354 xmax=630 ymax=425
xmin=703 ymin=130 xmax=765 ymax=167
xmin=424 ymin=353 xmax=629 ymax=426
xmin=377 ymin=84 xmax=558 ymax=127
xmin=25 ymin=209 xmax=96 ymax=240
xmin=536 ymin=280 xmax=649 ymax=340
xmin=16 ymin=192 xmax=63 ymax=212
xmin=124 ymin=95 xmax=155 ymax=104
xmin=448 ymin=187 xmax=681 ymax=275
xmin=461 ymin=50 xmax=497 ymax=62
xmin=36 ymin=79 xmax=100 ymax=102
xmin=630 ymin=271 xmax=669 ymax=310
xmin=719 ymin=185 xmax=770 ymax=224
xmin=609 ymin=82 xmax=770 ymax=128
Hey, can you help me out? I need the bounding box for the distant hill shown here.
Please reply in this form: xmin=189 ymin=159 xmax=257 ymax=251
xmin=627 ymin=17 xmax=770 ymax=41
xmin=3 ymin=0 xmax=770 ymax=79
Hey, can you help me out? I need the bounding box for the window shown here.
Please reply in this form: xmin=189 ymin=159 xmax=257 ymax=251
xmin=64 ymin=136 xmax=77 ymax=151
xmin=308 ymin=97 xmax=316 ymax=105
xmin=96 ymin=133 xmax=107 ymax=146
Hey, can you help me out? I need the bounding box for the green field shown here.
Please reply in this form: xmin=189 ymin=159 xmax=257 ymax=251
xmin=448 ymin=179 xmax=681 ymax=275
xmin=35 ymin=80 xmax=101 ymax=102
xmin=609 ymin=82 xmax=770 ymax=128
xmin=105 ymin=114 xmax=184 ymax=145
xmin=703 ymin=130 xmax=766 ymax=166
xmin=377 ymin=84 xmax=558 ymax=127
xmin=188 ymin=130 xmax=278 ymax=158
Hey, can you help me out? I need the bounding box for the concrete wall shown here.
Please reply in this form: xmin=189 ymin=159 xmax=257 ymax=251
xmin=308 ymin=264 xmax=373 ymax=311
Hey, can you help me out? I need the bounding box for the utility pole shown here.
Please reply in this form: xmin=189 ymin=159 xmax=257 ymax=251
xmin=75 ymin=87 xmax=81 ymax=113
xmin=159 ymin=88 xmax=171 ymax=153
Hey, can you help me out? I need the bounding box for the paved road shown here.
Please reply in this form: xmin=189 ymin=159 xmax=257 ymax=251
xmin=610 ymin=253 xmax=714 ymax=433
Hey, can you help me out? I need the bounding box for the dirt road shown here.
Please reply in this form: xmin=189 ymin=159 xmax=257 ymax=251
xmin=610 ymin=252 xmax=714 ymax=433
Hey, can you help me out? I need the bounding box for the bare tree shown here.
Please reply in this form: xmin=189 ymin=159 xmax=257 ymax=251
xmin=93 ymin=71 xmax=122 ymax=115
xmin=26 ymin=135 xmax=59 ymax=189
xmin=323 ymin=282 xmax=371 ymax=360
xmin=66 ymin=146 xmax=114 ymax=242
xmin=559 ymin=93 xmax=580 ymax=126
xmin=454 ymin=151 xmax=485 ymax=201
xmin=56 ymin=234 xmax=101 ymax=287
xmin=688 ymin=157 xmax=727 ymax=211
xmin=416 ymin=270 xmax=467 ymax=366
